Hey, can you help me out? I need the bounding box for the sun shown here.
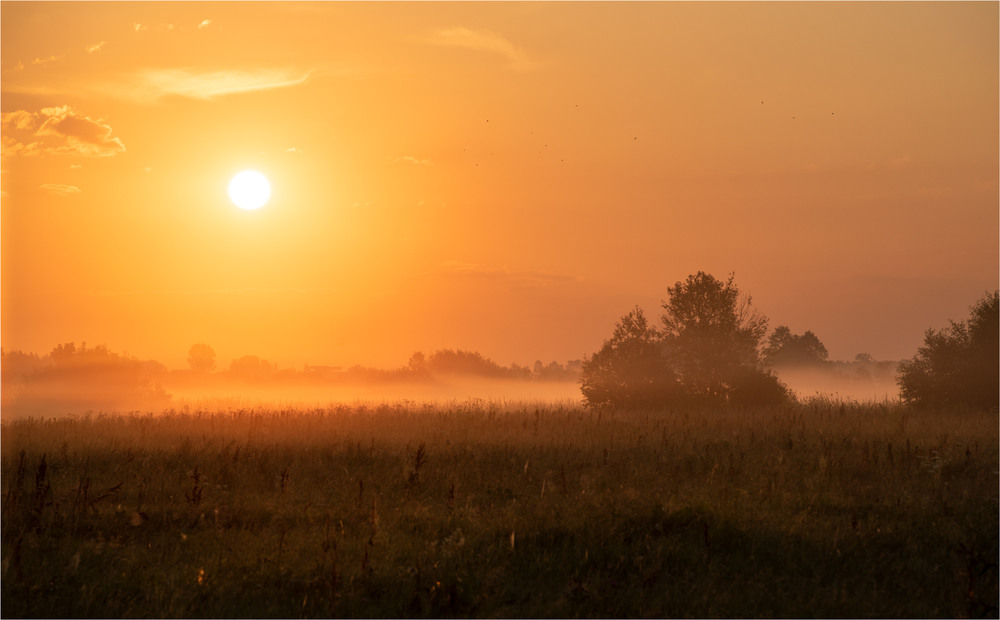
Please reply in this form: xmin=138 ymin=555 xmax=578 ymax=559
xmin=228 ymin=170 xmax=271 ymax=210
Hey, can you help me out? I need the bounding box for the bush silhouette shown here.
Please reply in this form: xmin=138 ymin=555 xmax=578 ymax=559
xmin=897 ymin=291 xmax=999 ymax=411
xmin=579 ymin=306 xmax=679 ymax=408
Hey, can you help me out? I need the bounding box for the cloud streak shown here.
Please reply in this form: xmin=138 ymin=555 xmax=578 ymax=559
xmin=1 ymin=106 xmax=126 ymax=158
xmin=432 ymin=261 xmax=581 ymax=289
xmin=39 ymin=184 xmax=81 ymax=196
xmin=389 ymin=155 xmax=432 ymax=166
xmin=121 ymin=67 xmax=312 ymax=102
xmin=425 ymin=27 xmax=535 ymax=70
xmin=31 ymin=54 xmax=63 ymax=67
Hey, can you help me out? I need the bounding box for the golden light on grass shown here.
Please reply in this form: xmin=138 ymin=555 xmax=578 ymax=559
xmin=228 ymin=170 xmax=271 ymax=210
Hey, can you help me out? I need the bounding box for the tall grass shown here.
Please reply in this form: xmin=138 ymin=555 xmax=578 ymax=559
xmin=2 ymin=399 xmax=997 ymax=617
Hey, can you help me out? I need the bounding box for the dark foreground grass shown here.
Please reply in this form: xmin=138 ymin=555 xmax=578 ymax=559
xmin=2 ymin=400 xmax=997 ymax=618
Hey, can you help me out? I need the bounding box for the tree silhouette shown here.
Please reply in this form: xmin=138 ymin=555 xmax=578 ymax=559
xmin=228 ymin=355 xmax=276 ymax=382
xmin=661 ymin=272 xmax=782 ymax=405
xmin=421 ymin=349 xmax=512 ymax=377
xmin=187 ymin=343 xmax=216 ymax=372
xmin=898 ymin=291 xmax=999 ymax=411
xmin=581 ymin=273 xmax=790 ymax=409
xmin=407 ymin=351 xmax=427 ymax=374
xmin=763 ymin=326 xmax=829 ymax=365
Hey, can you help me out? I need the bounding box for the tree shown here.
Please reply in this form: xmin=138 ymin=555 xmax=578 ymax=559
xmin=661 ymin=272 xmax=781 ymax=405
xmin=407 ymin=351 xmax=427 ymax=373
xmin=425 ymin=349 xmax=507 ymax=377
xmin=897 ymin=291 xmax=999 ymax=411
xmin=229 ymin=355 xmax=275 ymax=381
xmin=763 ymin=326 xmax=829 ymax=365
xmin=187 ymin=343 xmax=216 ymax=372
xmin=580 ymin=306 xmax=678 ymax=408
xmin=580 ymin=273 xmax=791 ymax=409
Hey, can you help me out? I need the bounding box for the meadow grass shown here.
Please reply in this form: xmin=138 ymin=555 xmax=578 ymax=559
xmin=2 ymin=399 xmax=997 ymax=618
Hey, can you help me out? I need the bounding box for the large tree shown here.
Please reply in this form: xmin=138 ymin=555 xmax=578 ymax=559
xmin=187 ymin=343 xmax=216 ymax=372
xmin=897 ymin=291 xmax=999 ymax=411
xmin=661 ymin=272 xmax=778 ymax=404
xmin=581 ymin=273 xmax=790 ymax=409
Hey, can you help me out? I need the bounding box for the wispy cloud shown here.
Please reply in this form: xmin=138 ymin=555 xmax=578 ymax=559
xmin=433 ymin=261 xmax=581 ymax=288
xmin=116 ymin=67 xmax=312 ymax=102
xmin=425 ymin=27 xmax=535 ymax=70
xmin=39 ymin=183 xmax=81 ymax=196
xmin=1 ymin=106 xmax=126 ymax=158
xmin=134 ymin=19 xmax=217 ymax=34
xmin=389 ymin=155 xmax=432 ymax=166
xmin=31 ymin=54 xmax=63 ymax=67
xmin=85 ymin=41 xmax=107 ymax=54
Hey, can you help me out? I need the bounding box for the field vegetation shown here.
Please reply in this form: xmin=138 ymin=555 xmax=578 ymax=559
xmin=2 ymin=399 xmax=997 ymax=618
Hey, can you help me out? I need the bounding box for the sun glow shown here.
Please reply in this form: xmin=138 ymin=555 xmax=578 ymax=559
xmin=228 ymin=170 xmax=271 ymax=210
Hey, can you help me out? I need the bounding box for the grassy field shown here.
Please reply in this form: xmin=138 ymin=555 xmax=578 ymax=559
xmin=2 ymin=399 xmax=997 ymax=618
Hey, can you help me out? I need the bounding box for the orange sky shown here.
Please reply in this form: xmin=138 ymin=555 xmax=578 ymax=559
xmin=2 ymin=2 xmax=997 ymax=371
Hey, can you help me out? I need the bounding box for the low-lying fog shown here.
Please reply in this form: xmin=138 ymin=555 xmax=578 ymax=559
xmin=773 ymin=367 xmax=901 ymax=403
xmin=167 ymin=372 xmax=899 ymax=411
xmin=168 ymin=369 xmax=900 ymax=411
xmin=165 ymin=379 xmax=586 ymax=412
xmin=1 ymin=343 xmax=903 ymax=420
xmin=3 ymin=373 xmax=902 ymax=422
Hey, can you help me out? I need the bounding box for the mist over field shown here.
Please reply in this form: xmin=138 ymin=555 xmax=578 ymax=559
xmin=772 ymin=364 xmax=900 ymax=403
xmin=1 ymin=342 xmax=901 ymax=420
xmin=162 ymin=360 xmax=902 ymax=412
xmin=0 ymin=344 xmax=583 ymax=419
xmin=164 ymin=370 xmax=900 ymax=415
xmin=165 ymin=379 xmax=585 ymax=413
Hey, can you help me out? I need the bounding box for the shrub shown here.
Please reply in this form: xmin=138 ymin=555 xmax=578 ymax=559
xmin=897 ymin=291 xmax=998 ymax=411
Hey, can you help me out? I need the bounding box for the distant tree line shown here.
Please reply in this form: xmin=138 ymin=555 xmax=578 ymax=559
xmin=1 ymin=343 xmax=170 ymax=415
xmin=2 ymin=342 xmax=584 ymax=415
xmin=763 ymin=329 xmax=898 ymax=386
xmin=207 ymin=348 xmax=583 ymax=384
